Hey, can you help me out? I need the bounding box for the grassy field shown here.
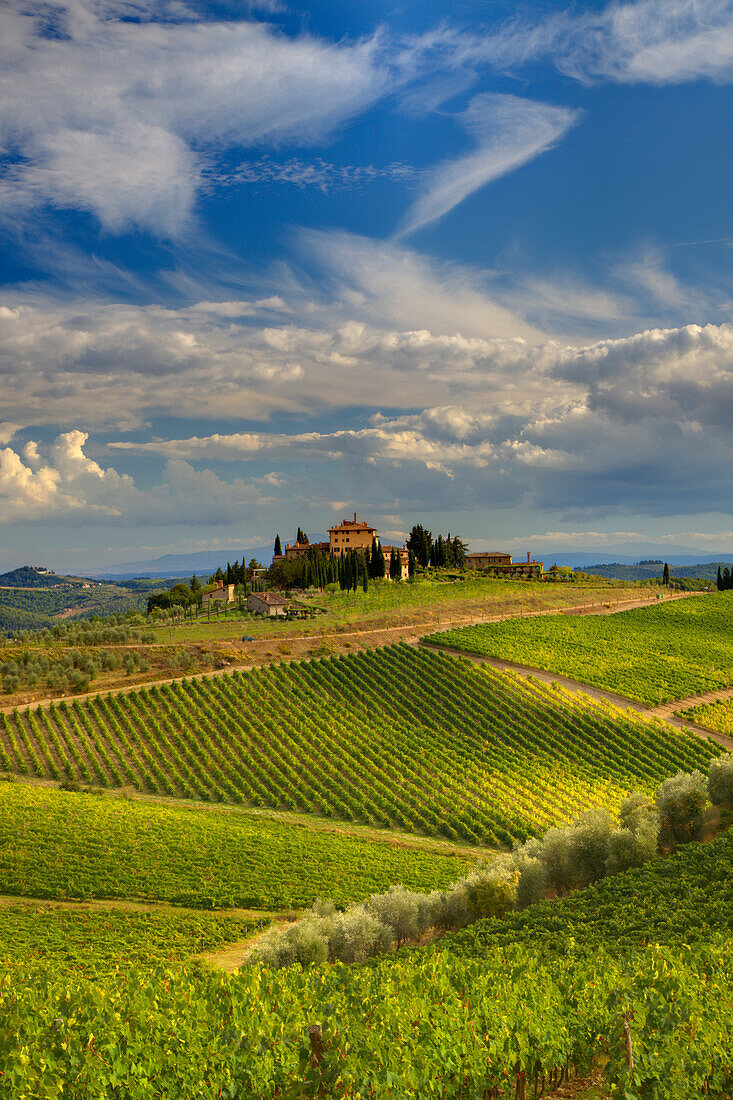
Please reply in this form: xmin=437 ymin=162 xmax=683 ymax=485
xmin=0 ymin=783 xmax=468 ymax=908
xmin=150 ymin=575 xmax=637 ymax=645
xmin=426 ymin=592 xmax=733 ymax=705
xmin=2 ymin=645 xmax=717 ymax=844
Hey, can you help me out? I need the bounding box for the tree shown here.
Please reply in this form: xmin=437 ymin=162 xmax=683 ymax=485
xmin=408 ymin=549 xmax=416 ymax=578
xmin=296 ymin=527 xmax=309 ymax=545
xmin=389 ymin=548 xmax=400 ymax=580
xmin=273 ymin=534 xmax=282 ymax=557
xmin=189 ymin=574 xmax=201 ymax=594
xmin=662 ymin=562 xmax=670 ymax=586
xmin=717 ymin=565 xmax=723 ymax=591
xmin=407 ymin=524 xmax=432 ymax=568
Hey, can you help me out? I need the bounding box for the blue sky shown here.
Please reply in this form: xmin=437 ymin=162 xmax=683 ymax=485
xmin=0 ymin=0 xmax=732 ymax=570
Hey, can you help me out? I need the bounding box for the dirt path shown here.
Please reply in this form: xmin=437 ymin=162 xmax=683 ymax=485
xmin=1 ymin=591 xmax=689 ymax=716
xmin=197 ymin=916 xmax=296 ymax=973
xmin=422 ymin=643 xmax=733 ymax=751
xmin=651 ymin=686 xmax=733 ymax=721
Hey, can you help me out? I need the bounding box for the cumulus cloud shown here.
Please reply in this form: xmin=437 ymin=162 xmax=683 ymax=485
xmin=0 ymin=430 xmax=272 ymax=526
xmin=0 ymin=1 xmax=397 ymax=234
xmin=104 ymin=318 xmax=733 ymax=514
xmin=397 ymin=94 xmax=579 ymax=237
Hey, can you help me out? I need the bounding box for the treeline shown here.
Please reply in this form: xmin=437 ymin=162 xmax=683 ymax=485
xmin=404 ymin=525 xmax=467 ymax=568
xmin=254 ymin=755 xmax=733 ymax=969
xmin=268 ymin=539 xmax=416 ymax=593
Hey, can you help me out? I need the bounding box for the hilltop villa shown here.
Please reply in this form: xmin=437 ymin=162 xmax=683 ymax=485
xmin=274 ymin=513 xmax=541 ymax=579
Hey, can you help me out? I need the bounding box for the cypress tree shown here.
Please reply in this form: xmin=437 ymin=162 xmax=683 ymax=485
xmin=724 ymin=567 xmax=731 ymax=591
xmin=662 ymin=562 xmax=670 ymax=586
xmin=408 ymin=549 xmax=416 ymax=577
xmin=717 ymin=566 xmax=723 ymax=591
xmin=274 ymin=534 xmax=282 ymax=557
xmin=389 ymin=548 xmax=400 ymax=579
xmin=362 ymin=565 xmax=369 ymax=593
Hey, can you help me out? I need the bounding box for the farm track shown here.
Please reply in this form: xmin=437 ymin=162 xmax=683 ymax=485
xmin=421 ymin=644 xmax=733 ymax=751
xmin=0 ymin=591 xmax=690 ymax=716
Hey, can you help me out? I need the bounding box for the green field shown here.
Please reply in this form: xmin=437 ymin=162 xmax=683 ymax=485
xmin=2 ymin=645 xmax=716 ymax=844
xmin=0 ymin=784 xmax=467 ymax=908
xmin=3 ymin=834 xmax=732 ymax=1097
xmin=152 ymin=574 xmax=630 ymax=644
xmin=427 ymin=592 xmax=733 ymax=705
xmin=0 ymin=904 xmax=263 ymax=976
xmin=679 ymin=695 xmax=733 ymax=736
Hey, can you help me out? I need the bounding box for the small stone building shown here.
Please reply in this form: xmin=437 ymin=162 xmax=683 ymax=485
xmin=202 ymin=583 xmax=235 ymax=607
xmin=247 ymin=591 xmax=291 ymax=617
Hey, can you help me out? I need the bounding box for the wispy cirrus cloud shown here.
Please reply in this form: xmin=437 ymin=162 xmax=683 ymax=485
xmin=396 ymin=94 xmax=580 ymax=238
xmin=0 ymin=1 xmax=399 ymax=235
xmin=464 ymin=0 xmax=733 ymax=85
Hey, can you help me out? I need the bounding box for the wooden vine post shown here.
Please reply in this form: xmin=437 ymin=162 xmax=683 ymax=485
xmin=308 ymin=1023 xmax=325 ymax=1067
xmin=622 ymin=1013 xmax=634 ymax=1074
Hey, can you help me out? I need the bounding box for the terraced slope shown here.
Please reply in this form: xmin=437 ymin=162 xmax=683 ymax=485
xmin=2 ymin=644 xmax=718 ymax=844
xmin=427 ymin=592 xmax=733 ymax=705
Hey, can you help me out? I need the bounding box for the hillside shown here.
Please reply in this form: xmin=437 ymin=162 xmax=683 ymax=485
xmin=0 ymin=566 xmax=79 ymax=588
xmin=583 ymin=560 xmax=731 ymax=582
xmin=2 ymin=644 xmax=718 ymax=843
xmin=4 ymin=824 xmax=732 ymax=1097
xmin=428 ymin=591 xmax=733 ymax=705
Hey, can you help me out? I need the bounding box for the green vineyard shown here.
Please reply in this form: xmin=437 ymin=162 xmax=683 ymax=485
xmin=0 ymin=785 xmax=466 ymax=908
xmin=679 ymin=694 xmax=733 ymax=736
xmin=0 ymin=905 xmax=263 ymax=976
xmin=4 ymin=834 xmax=733 ymax=1097
xmin=428 ymin=592 xmax=733 ymax=705
xmin=1 ymin=644 xmax=718 ymax=844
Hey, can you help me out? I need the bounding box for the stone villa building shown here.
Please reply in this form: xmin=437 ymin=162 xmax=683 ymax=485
xmin=274 ymin=513 xmax=541 ymax=580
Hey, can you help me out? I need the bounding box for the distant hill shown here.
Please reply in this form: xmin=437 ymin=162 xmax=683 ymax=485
xmin=581 ymin=561 xmax=732 ymax=582
xmin=92 ymin=542 xmax=318 ymax=580
xmin=0 ymin=566 xmax=80 ymax=588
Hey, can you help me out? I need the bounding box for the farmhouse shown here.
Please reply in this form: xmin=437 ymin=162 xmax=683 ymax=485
xmin=247 ymin=591 xmax=290 ymax=617
xmin=329 ymin=513 xmax=376 ymax=556
xmin=202 ymin=583 xmax=235 ymax=607
xmin=466 ymin=550 xmax=543 ymax=578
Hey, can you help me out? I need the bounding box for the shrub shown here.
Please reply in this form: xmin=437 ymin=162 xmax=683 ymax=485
xmin=514 ymin=855 xmax=547 ymax=910
xmin=656 ymin=770 xmax=708 ymax=843
xmin=565 ymin=809 xmax=616 ymax=887
xmin=255 ymin=919 xmax=329 ymax=969
xmin=365 ymin=885 xmax=429 ymax=947
xmin=328 ymin=907 xmax=393 ymax=963
xmin=708 ymin=753 xmax=733 ymax=810
xmin=464 ymin=860 xmax=517 ymax=920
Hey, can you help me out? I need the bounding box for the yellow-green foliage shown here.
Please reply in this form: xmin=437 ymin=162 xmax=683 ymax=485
xmin=429 ymin=593 xmax=733 ymax=705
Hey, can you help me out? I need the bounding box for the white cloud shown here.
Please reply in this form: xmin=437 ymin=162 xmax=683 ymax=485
xmin=0 ymin=2 xmax=397 ymax=234
xmin=0 ymin=430 xmax=272 ymax=526
xmin=467 ymin=0 xmax=733 ymax=86
xmin=209 ymin=157 xmax=419 ymax=192
xmin=103 ymin=317 xmax=733 ymax=514
xmin=397 ymin=94 xmax=579 ymax=237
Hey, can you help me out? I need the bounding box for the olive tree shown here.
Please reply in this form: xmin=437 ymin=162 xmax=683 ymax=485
xmin=708 ymin=753 xmax=733 ymax=810
xmin=656 ymin=770 xmax=708 ymax=843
